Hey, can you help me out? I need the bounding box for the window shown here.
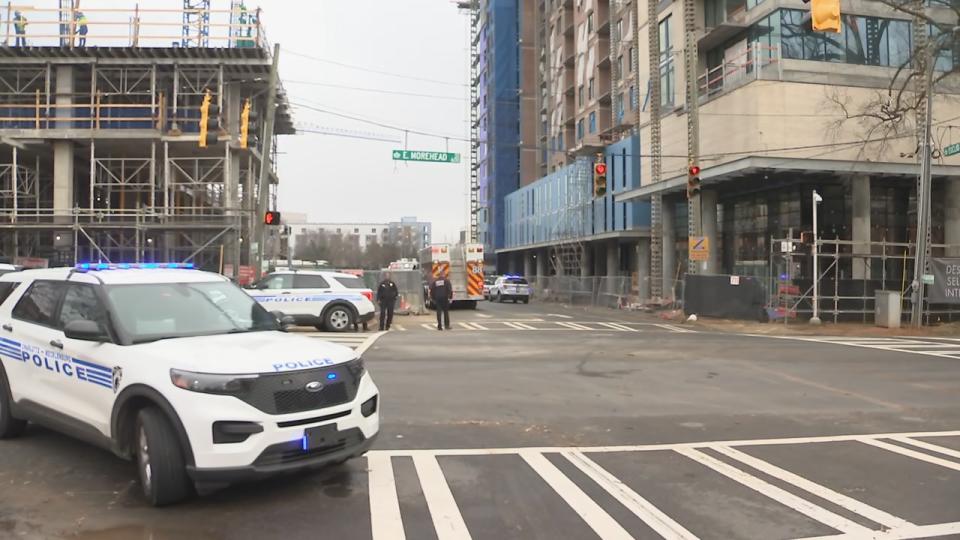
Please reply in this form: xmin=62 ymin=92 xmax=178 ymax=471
xmin=371 ymin=228 xmax=377 ymax=233
xmin=588 ymin=77 xmax=595 ymax=100
xmin=587 ymin=11 xmax=594 ymax=33
xmin=334 ymin=276 xmax=367 ymax=289
xmin=659 ymin=16 xmax=675 ymax=106
xmin=558 ymin=132 xmax=564 ymax=149
xmin=616 ymin=18 xmax=623 ymax=40
xmin=0 ymin=282 xmax=20 ymax=305
xmin=578 ymin=85 xmax=584 ymax=106
xmin=59 ymin=284 xmax=110 ymax=330
xmin=12 ymin=280 xmax=65 ymax=327
xmin=577 ymin=119 xmax=584 ymax=140
xmin=629 ymin=47 xmax=635 ymax=72
xmin=589 ymin=111 xmax=597 ymax=133
xmin=629 ymin=85 xmax=636 ymax=109
xmin=615 ymin=93 xmax=624 ymax=123
xmin=778 ymin=9 xmax=914 ymax=68
xmin=617 ymin=55 xmax=624 ymax=78
xmin=259 ymin=274 xmax=293 ymax=290
xmin=294 ymin=274 xmax=330 ymax=289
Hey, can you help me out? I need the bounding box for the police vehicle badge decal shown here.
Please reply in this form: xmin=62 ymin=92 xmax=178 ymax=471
xmin=112 ymin=366 xmax=123 ymax=393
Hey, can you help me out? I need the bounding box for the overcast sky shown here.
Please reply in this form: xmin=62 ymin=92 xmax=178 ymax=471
xmin=268 ymin=1 xmax=471 ymax=242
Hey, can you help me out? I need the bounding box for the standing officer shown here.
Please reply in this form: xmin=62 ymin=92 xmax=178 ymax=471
xmin=429 ymin=274 xmax=452 ymax=331
xmin=376 ymin=272 xmax=399 ymax=331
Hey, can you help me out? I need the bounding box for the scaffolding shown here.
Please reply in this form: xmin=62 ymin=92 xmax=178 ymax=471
xmin=0 ymin=4 xmax=292 ymax=275
xmin=549 ymin=158 xmax=591 ymax=274
xmin=182 ymin=0 xmax=211 ymax=47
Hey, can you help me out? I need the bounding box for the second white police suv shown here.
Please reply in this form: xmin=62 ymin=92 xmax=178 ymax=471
xmin=0 ymin=264 xmax=380 ymax=506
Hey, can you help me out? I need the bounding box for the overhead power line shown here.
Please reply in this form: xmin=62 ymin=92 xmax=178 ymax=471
xmin=285 ymin=80 xmax=465 ymax=101
xmin=290 ymin=101 xmax=470 ymax=142
xmin=283 ymin=48 xmax=468 ymax=88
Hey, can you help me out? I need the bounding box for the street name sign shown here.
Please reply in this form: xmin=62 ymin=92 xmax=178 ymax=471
xmin=392 ymin=150 xmax=461 ymax=163
xmin=944 ymin=143 xmax=960 ymax=157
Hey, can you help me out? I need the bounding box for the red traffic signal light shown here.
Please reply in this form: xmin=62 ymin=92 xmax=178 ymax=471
xmin=595 ymin=163 xmax=607 ymax=175
xmin=264 ymin=211 xmax=281 ymax=226
xmin=688 ymin=165 xmax=701 ymax=176
xmin=687 ymin=164 xmax=702 ymax=199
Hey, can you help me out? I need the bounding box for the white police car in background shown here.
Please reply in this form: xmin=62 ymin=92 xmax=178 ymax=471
xmin=0 ymin=263 xmax=20 ymax=276
xmin=0 ymin=264 xmax=380 ymax=506
xmin=489 ymin=275 xmax=531 ymax=304
xmin=247 ymin=270 xmax=376 ymax=332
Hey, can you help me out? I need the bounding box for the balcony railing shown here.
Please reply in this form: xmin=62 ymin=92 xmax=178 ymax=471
xmin=697 ymin=42 xmax=782 ymax=99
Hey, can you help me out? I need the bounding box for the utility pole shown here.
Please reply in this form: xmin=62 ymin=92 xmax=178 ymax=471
xmin=255 ymin=43 xmax=280 ymax=278
xmin=683 ymin=0 xmax=701 ymax=275
xmin=647 ymin=0 xmax=663 ymax=299
xmin=910 ymin=2 xmax=932 ymax=327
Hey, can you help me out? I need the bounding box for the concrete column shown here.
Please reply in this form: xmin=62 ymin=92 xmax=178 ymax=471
xmin=523 ymin=250 xmax=534 ymax=277
xmin=606 ymin=240 xmax=620 ymax=297
xmin=637 ymin=238 xmax=651 ymax=301
xmin=702 ymin=189 xmax=719 ymax=274
xmin=852 ymin=175 xmax=871 ymax=279
xmin=946 ymin=180 xmax=960 ymax=257
xmin=536 ymin=248 xmax=546 ymax=277
xmin=53 ymin=142 xmax=74 ymax=221
xmin=661 ymin=200 xmax=676 ymax=298
xmin=580 ymin=243 xmax=592 ymax=277
xmin=54 ymin=66 xmax=75 ymax=222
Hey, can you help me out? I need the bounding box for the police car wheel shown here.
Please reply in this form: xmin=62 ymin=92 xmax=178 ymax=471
xmin=0 ymin=370 xmax=26 ymax=439
xmin=136 ymin=407 xmax=192 ymax=506
xmin=522 ymin=298 xmax=529 ymax=304
xmin=325 ymin=306 xmax=353 ymax=333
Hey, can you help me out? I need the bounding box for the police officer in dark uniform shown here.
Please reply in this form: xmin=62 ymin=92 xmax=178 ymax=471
xmin=376 ymin=272 xmax=399 ymax=331
xmin=429 ymin=274 xmax=453 ymax=330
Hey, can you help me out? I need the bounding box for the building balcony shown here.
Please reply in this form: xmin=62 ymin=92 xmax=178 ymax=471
xmin=698 ymin=42 xmax=781 ymax=102
xmin=699 ymin=6 xmax=750 ymax=51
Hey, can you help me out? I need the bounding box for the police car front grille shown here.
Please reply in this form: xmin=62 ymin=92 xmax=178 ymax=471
xmin=234 ymin=363 xmax=360 ymax=415
xmin=253 ymin=428 xmax=365 ymax=467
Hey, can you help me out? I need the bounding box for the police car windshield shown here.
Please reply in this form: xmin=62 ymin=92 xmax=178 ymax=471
xmin=505 ymin=278 xmax=528 ymax=285
xmin=105 ymin=281 xmax=279 ymax=344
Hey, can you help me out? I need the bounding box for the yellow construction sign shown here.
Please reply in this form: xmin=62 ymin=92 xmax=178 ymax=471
xmin=689 ymin=236 xmax=710 ymax=262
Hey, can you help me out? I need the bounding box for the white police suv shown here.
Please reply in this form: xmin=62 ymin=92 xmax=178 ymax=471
xmin=0 ymin=264 xmax=380 ymax=506
xmin=489 ymin=275 xmax=531 ymax=304
xmin=247 ymin=270 xmax=376 ymax=332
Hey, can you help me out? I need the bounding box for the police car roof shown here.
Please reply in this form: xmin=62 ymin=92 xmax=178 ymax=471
xmin=273 ymin=269 xmax=361 ymax=279
xmin=0 ymin=267 xmax=226 ymax=285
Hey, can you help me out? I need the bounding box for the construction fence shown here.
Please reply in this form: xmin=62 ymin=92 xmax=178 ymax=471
xmin=525 ymin=275 xmax=645 ymax=309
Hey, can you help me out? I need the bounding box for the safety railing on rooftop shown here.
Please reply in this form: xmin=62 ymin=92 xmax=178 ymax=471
xmin=697 ymin=42 xmax=782 ymax=100
xmin=0 ymin=5 xmax=265 ymax=49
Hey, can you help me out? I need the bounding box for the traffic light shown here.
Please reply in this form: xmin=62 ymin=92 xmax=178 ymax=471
xmin=593 ymin=161 xmax=608 ymax=198
xmin=198 ymin=90 xmax=220 ymax=148
xmin=687 ymin=164 xmax=702 ymax=199
xmin=264 ymin=210 xmax=281 ymax=226
xmin=240 ymin=98 xmax=258 ymax=149
xmin=806 ymin=0 xmax=841 ymax=32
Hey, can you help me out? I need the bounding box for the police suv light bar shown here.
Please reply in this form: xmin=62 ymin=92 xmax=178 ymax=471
xmin=75 ymin=262 xmax=196 ymax=271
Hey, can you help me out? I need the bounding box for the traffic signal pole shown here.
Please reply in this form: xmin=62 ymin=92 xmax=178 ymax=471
xmin=255 ymin=43 xmax=281 ymax=278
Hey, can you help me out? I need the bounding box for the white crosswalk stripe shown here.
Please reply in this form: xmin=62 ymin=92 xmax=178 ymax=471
xmin=368 ymin=429 xmax=960 ymax=540
xmin=757 ymin=335 xmax=960 ymax=359
xmin=399 ymin=321 xmax=696 ymax=334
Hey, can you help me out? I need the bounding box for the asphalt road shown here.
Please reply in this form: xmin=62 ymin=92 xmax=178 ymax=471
xmin=2 ymin=301 xmax=959 ymax=539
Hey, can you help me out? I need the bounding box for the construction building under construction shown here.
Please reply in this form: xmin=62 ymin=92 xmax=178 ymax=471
xmin=0 ymin=1 xmax=294 ymax=276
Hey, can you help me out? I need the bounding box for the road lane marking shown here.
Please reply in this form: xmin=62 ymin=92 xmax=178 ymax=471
xmin=458 ymin=322 xmax=477 ymax=330
xmin=653 ymin=323 xmax=695 ymax=333
xmin=422 ymin=323 xmax=438 ymax=330
xmin=751 ymin=335 xmax=960 ymax=360
xmin=393 ymin=324 xmax=407 ymax=332
xmin=714 ymin=446 xmax=912 ymax=529
xmin=368 ymin=454 xmax=406 ymax=540
xmin=547 ymin=313 xmax=574 ymax=319
xmin=367 ymin=429 xmax=960 ymax=458
xmin=520 ymin=452 xmax=633 ymax=540
xmin=470 ymin=322 xmax=488 ymax=330
xmin=412 ymin=455 xmax=472 ymax=540
xmin=797 ymin=520 xmax=960 ymax=539
xmin=675 ymin=447 xmax=872 ymax=535
xmin=558 ymin=322 xmax=591 ymax=331
xmin=599 ymin=322 xmax=638 ymax=332
xmin=357 ymin=332 xmax=388 ymax=355
xmin=564 ymin=451 xmax=699 ymax=539
xmin=512 ymin=322 xmax=536 ymax=330
xmin=860 ymin=439 xmax=960 ymax=472
xmin=475 ymin=313 xmax=493 ymax=318
xmin=890 ymin=436 xmax=960 ymax=460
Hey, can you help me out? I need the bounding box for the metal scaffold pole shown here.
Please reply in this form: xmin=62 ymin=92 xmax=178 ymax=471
xmin=646 ymin=0 xmax=663 ymax=299
xmin=910 ymin=0 xmax=933 ymax=327
xmin=683 ymin=0 xmax=701 ymax=275
xmin=255 ymin=43 xmax=280 ymax=278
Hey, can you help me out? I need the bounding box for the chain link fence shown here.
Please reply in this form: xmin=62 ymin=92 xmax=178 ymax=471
xmin=525 ymin=275 xmax=643 ymax=308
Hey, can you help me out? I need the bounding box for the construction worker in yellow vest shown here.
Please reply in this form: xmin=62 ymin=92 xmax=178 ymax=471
xmin=75 ymin=11 xmax=89 ymax=47
xmin=13 ymin=11 xmax=27 ymax=47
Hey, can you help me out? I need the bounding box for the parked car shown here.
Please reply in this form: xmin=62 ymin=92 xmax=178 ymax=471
xmin=489 ymin=275 xmax=531 ymax=304
xmin=246 ymin=270 xmax=376 ymax=332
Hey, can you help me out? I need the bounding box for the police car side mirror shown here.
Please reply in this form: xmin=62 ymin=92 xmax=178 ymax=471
xmin=64 ymin=320 xmax=109 ymax=342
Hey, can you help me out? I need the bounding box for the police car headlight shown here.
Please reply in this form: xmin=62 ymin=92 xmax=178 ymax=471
xmin=170 ymin=369 xmax=258 ymax=395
